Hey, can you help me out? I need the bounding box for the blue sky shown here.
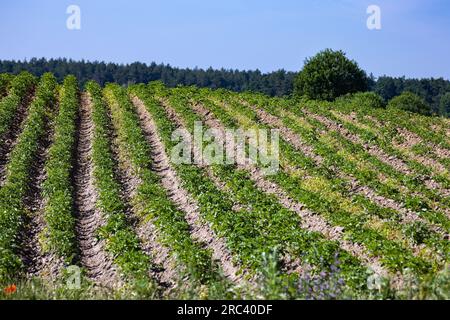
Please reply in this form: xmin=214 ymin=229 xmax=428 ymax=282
xmin=1 ymin=0 xmax=449 ymax=78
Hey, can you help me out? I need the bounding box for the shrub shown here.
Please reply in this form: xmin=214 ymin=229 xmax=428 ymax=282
xmin=439 ymin=92 xmax=450 ymax=117
xmin=387 ymin=92 xmax=431 ymax=116
xmin=0 ymin=73 xmax=14 ymax=96
xmin=294 ymin=49 xmax=369 ymax=101
xmin=338 ymin=92 xmax=386 ymax=109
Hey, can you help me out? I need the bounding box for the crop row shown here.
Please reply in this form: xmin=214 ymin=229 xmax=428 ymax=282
xmin=0 ymin=72 xmax=36 ymax=138
xmin=0 ymin=73 xmax=58 ymax=280
xmin=0 ymin=73 xmax=14 ymax=98
xmin=85 ymin=81 xmax=152 ymax=285
xmin=103 ymin=84 xmax=224 ymax=290
xmin=323 ymin=99 xmax=450 ymax=185
xmin=280 ymin=100 xmax=450 ymax=227
xmin=40 ymin=75 xmax=79 ymax=263
xmin=335 ymin=98 xmax=450 ymax=154
xmin=190 ymin=87 xmax=437 ymax=276
xmin=236 ymin=92 xmax=450 ymax=250
xmin=239 ymin=92 xmax=450 ymax=227
xmin=298 ymin=101 xmax=450 ymax=205
xmin=133 ymin=84 xmax=374 ymax=295
xmin=328 ymin=109 xmax=450 ymax=185
xmin=258 ymin=95 xmax=449 ymax=259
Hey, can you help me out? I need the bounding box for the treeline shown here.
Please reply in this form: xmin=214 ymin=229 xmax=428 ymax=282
xmin=372 ymin=77 xmax=450 ymax=115
xmin=0 ymin=58 xmax=295 ymax=97
xmin=1 ymin=58 xmax=449 ymax=115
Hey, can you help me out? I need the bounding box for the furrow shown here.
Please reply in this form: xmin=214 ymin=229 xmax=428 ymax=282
xmin=107 ymin=98 xmax=179 ymax=289
xmin=132 ymin=96 xmax=242 ymax=282
xmin=242 ymin=101 xmax=447 ymax=238
xmin=305 ymin=109 xmax=450 ymax=197
xmin=74 ymin=93 xmax=121 ymax=288
xmin=0 ymin=89 xmax=35 ymax=186
xmin=335 ymin=112 xmax=450 ymax=192
xmin=303 ymin=109 xmax=413 ymax=175
xmin=395 ymin=128 xmax=448 ymax=172
xmin=189 ymin=101 xmax=389 ymax=277
xmin=18 ymin=101 xmax=63 ymax=279
xmin=158 ymin=97 xmax=303 ymax=278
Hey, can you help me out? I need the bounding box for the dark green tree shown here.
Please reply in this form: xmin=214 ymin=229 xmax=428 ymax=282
xmin=374 ymin=77 xmax=399 ymax=102
xmin=387 ymin=92 xmax=431 ymax=115
xmin=294 ymin=49 xmax=368 ymax=101
xmin=1 ymin=57 xmax=449 ymax=111
xmin=439 ymin=92 xmax=450 ymax=117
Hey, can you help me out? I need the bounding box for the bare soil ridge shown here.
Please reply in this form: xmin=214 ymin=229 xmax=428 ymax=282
xmin=304 ymin=110 xmax=450 ymax=197
xmin=107 ymin=97 xmax=179 ymax=289
xmin=187 ymin=100 xmax=389 ymax=277
xmin=18 ymin=97 xmax=63 ymax=279
xmin=132 ymin=95 xmax=242 ymax=282
xmin=0 ymin=89 xmax=35 ymax=186
xmin=240 ymin=101 xmax=447 ymax=238
xmin=74 ymin=93 xmax=121 ymax=288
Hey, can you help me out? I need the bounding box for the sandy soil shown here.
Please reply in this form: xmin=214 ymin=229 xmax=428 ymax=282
xmin=134 ymin=96 xmax=243 ymax=282
xmin=74 ymin=93 xmax=122 ymax=288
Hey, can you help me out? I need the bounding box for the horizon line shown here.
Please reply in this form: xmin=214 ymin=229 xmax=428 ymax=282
xmin=1 ymin=56 xmax=450 ymax=82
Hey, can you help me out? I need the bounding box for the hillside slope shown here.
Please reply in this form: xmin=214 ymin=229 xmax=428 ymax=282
xmin=0 ymin=74 xmax=448 ymax=300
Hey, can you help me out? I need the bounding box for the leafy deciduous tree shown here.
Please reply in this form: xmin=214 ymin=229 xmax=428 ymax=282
xmin=294 ymin=49 xmax=368 ymax=101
